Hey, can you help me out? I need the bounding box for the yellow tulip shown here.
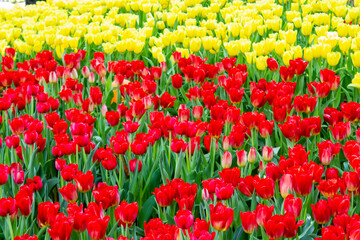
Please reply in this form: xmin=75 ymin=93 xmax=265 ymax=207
xmin=224 ymin=41 xmax=240 ymax=56
xmin=283 ymin=51 xmax=293 ymax=66
xmin=245 ymin=52 xmax=256 ymax=64
xmin=304 ymin=47 xmax=314 ymax=62
xmin=349 ymin=73 xmax=360 ymax=88
xmin=274 ymin=40 xmax=286 ymax=55
xmin=327 ymin=52 xmax=341 ymax=66
xmin=351 ymin=51 xmax=360 ymax=67
xmin=116 ymin=41 xmax=126 ymax=53
xmin=190 ymin=38 xmax=201 ymax=52
xmin=320 ymin=44 xmax=332 ymax=58
xmin=339 ymin=37 xmax=351 ymax=53
xmin=255 ymin=56 xmax=267 ymax=71
xmin=301 ymin=21 xmax=312 ymax=36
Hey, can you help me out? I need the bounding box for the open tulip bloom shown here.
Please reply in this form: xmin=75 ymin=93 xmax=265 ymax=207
xmin=1 ymin=0 xmax=360 ymax=239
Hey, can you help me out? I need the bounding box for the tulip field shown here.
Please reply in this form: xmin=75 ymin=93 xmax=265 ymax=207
xmin=2 ymin=0 xmax=360 ymax=239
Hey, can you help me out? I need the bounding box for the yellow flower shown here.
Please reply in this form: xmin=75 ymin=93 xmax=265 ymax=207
xmin=255 ymin=56 xmax=267 ymax=71
xmin=339 ymin=37 xmax=351 ymax=53
xmin=301 ymin=21 xmax=312 ymax=36
xmin=351 ymin=51 xmax=360 ymax=67
xmin=245 ymin=52 xmax=256 ymax=64
xmin=304 ymin=47 xmax=314 ymax=62
xmin=327 ymin=52 xmax=341 ymax=66
xmin=349 ymin=73 xmax=360 ymax=88
xmin=190 ymin=38 xmax=201 ymax=52
xmin=320 ymin=44 xmax=332 ymax=58
xmin=274 ymin=40 xmax=286 ymax=55
xmin=283 ymin=51 xmax=293 ymax=66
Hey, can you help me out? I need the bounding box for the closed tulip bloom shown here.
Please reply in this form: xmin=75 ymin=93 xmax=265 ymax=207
xmin=153 ymin=184 xmax=176 ymax=207
xmin=174 ymin=209 xmax=194 ymax=229
xmin=248 ymin=147 xmax=257 ymax=163
xmin=171 ymin=73 xmax=183 ymax=89
xmin=209 ymin=202 xmax=234 ymax=231
xmin=262 ymin=146 xmax=273 ymax=162
xmin=122 ymin=121 xmax=140 ymax=133
xmin=236 ymin=150 xmax=247 ymax=167
xmin=284 ymin=195 xmax=302 ymax=219
xmin=343 ymin=171 xmax=360 ymax=192
xmin=265 ymin=163 xmax=280 ymax=182
xmin=59 ymin=183 xmax=78 ymax=203
xmin=240 ymin=211 xmax=258 ymax=234
xmin=321 ymin=225 xmax=346 ymax=240
xmin=311 ymin=200 xmax=332 ymax=224
xmin=215 ymin=183 xmax=234 ymax=200
xmin=328 ymin=194 xmax=350 ymax=217
xmin=282 ymin=212 xmax=304 ymax=238
xmin=264 ymin=215 xmax=286 ymax=239
xmin=238 ymin=175 xmax=255 ymax=197
xmin=267 ymin=58 xmax=279 ymax=71
xmin=327 ymin=52 xmax=341 ymax=66
xmin=115 ymin=201 xmax=139 ymax=227
xmin=317 ymin=140 xmax=341 ymax=166
xmin=330 ymin=122 xmax=351 ymax=141
xmin=221 ymin=151 xmax=232 ymax=168
xmin=255 ymin=204 xmax=274 ymax=227
xmin=105 ymin=111 xmax=120 ymax=127
xmin=92 ymin=183 xmax=120 ymax=210
xmin=293 ymin=172 xmax=313 ymax=196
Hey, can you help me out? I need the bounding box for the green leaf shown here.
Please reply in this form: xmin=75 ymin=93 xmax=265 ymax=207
xmin=138 ymin=195 xmax=156 ymax=228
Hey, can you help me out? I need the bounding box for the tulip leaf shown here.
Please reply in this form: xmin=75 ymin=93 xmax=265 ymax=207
xmin=232 ymin=227 xmax=246 ymax=240
xmin=137 ymin=195 xmax=157 ymax=228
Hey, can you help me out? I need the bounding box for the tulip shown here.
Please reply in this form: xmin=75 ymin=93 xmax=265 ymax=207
xmin=343 ymin=171 xmax=360 ymax=192
xmin=240 ymin=211 xmax=258 ymax=234
xmin=174 ymin=209 xmax=194 ymax=229
xmin=248 ymin=147 xmax=257 ymax=163
xmin=115 ymin=201 xmax=139 ymax=227
xmin=59 ymin=183 xmax=78 ymax=203
xmin=293 ymin=172 xmax=313 ymax=196
xmin=236 ymin=150 xmax=247 ymax=167
xmin=267 ymin=58 xmax=279 ymax=71
xmin=0 ymin=197 xmax=16 ymax=217
xmin=37 ymin=202 xmax=60 ymax=228
xmin=106 ymin=111 xmax=120 ymax=127
xmin=311 ymin=200 xmax=332 ymax=224
xmin=73 ymin=171 xmax=94 ymax=193
xmin=255 ymin=204 xmax=274 ymax=227
xmin=238 ymin=176 xmax=255 ymax=197
xmin=221 ymin=151 xmax=232 ymax=168
xmin=253 ymin=176 xmax=275 ymax=199
xmin=129 ymin=159 xmax=142 ymax=173
xmin=262 ymin=146 xmax=273 ymax=162
xmin=87 ymin=216 xmax=110 ymax=240
xmin=215 ymin=183 xmax=234 ymax=200
xmin=209 ymin=202 xmax=234 ymax=231
xmin=47 ymin=214 xmax=73 ymax=240
xmin=264 ymin=215 xmax=286 ymax=239
xmin=284 ymin=195 xmax=302 ymax=219
xmin=171 ymin=73 xmax=183 ymax=89
xmin=153 ymin=184 xmax=176 ymax=207
xmin=321 ymin=226 xmax=346 ymax=240
xmin=92 ymin=183 xmax=120 ymax=210
xmin=265 ymin=163 xmax=280 ymax=182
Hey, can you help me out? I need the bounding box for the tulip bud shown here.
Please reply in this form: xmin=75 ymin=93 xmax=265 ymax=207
xmin=88 ymin=72 xmax=95 ymax=83
xmin=236 ymin=150 xmax=247 ymax=167
xmin=71 ymin=68 xmax=78 ymax=79
xmin=202 ymin=188 xmax=210 ymax=201
xmin=82 ymin=66 xmax=90 ymax=78
xmin=129 ymin=159 xmax=142 ymax=173
xmin=161 ymin=61 xmax=167 ymax=72
xmin=262 ymin=146 xmax=273 ymax=162
xmin=101 ymin=104 xmax=108 ymax=117
xmin=248 ymin=147 xmax=257 ymax=163
xmin=49 ymin=71 xmax=57 ymax=84
xmin=222 ymin=136 xmax=230 ymax=151
xmin=280 ymin=174 xmax=293 ymax=198
xmin=222 ymin=151 xmax=232 ymax=168
xmin=193 ymin=106 xmax=203 ymax=120
xmin=259 ymin=161 xmax=264 ymax=173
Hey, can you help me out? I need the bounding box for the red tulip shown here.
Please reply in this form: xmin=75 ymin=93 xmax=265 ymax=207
xmin=106 ymin=111 xmax=120 ymax=127
xmin=87 ymin=216 xmax=110 ymax=240
xmin=264 ymin=215 xmax=286 ymax=239
xmin=240 ymin=211 xmax=257 ymax=234
xmin=267 ymin=58 xmax=279 ymax=71
xmin=253 ymin=176 xmax=275 ymax=199
xmin=209 ymin=202 xmax=234 ymax=231
xmin=279 ymin=66 xmax=295 ymax=82
xmin=311 ymin=199 xmax=332 ymax=224
xmin=0 ymin=164 xmax=8 ymax=185
xmin=329 ymin=194 xmax=350 ymax=216
xmin=255 ymin=203 xmax=274 ymax=227
xmin=236 ymin=150 xmax=247 ymax=167
xmin=129 ymin=158 xmax=142 ymax=173
xmin=238 ymin=176 xmax=254 ymax=197
xmin=228 ymin=88 xmax=245 ymax=104
xmin=284 ymin=195 xmax=302 ymax=219
xmin=171 ymin=73 xmax=183 ymax=89
xmin=92 ymin=183 xmax=120 ymax=210
xmin=115 ymin=201 xmax=139 ymax=227
xmin=320 ymin=68 xmax=340 ymax=91
xmin=251 ymin=88 xmax=267 ymax=108
xmin=160 ymin=92 xmax=176 ymax=109
xmin=308 ymin=82 xmax=330 ymax=98
xmin=248 ymin=147 xmax=257 ymax=163
xmin=265 ymin=163 xmax=280 ymax=182
xmin=47 ymin=214 xmax=73 ymax=240
xmin=215 ymin=183 xmax=234 ymax=200
xmin=15 ymin=186 xmax=33 ymax=217
xmin=293 ymin=172 xmax=313 ymax=196
xmin=123 ymin=121 xmax=140 ymax=133
xmin=59 ymin=183 xmax=78 ymax=203
xmin=330 ymin=121 xmax=351 ymax=141
xmin=293 ymin=94 xmax=317 ymax=114
xmin=321 ymin=225 xmax=346 ymax=240
xmin=0 ymin=197 xmax=16 ymax=217
xmin=317 ymin=179 xmax=340 ymax=198
xmin=262 ymin=146 xmax=273 ymax=162
xmin=318 ymin=140 xmax=341 ymax=166
xmin=343 ymin=171 xmax=360 ymax=192
xmin=207 ymin=120 xmax=224 ymax=139
xmin=37 ymin=201 xmax=60 ymax=228
xmin=282 ymin=212 xmax=304 ymax=238
xmin=221 ymin=151 xmax=232 ymax=168
xmin=74 ymin=171 xmax=94 ymax=193
xmin=14 ymin=234 xmax=38 ymax=240
xmin=174 ymin=209 xmax=194 ymax=229
xmin=153 ymin=184 xmax=176 ymax=207
xmin=219 ymin=167 xmax=241 ymax=188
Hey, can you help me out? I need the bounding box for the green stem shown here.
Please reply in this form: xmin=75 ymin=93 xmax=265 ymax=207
xmin=6 ymin=215 xmax=14 ymax=240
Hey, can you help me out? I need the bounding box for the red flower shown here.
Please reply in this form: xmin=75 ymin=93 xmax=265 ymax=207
xmin=209 ymin=202 xmax=234 ymax=231
xmin=311 ymin=199 xmax=332 ymax=224
xmin=282 ymin=212 xmax=304 ymax=238
xmin=307 ymin=82 xmax=330 ymax=98
xmin=317 ymin=140 xmax=342 ymax=166
xmin=59 ymin=183 xmax=78 ymax=203
xmin=37 ymin=201 xmax=60 ymax=228
xmin=240 ymin=211 xmax=257 ymax=234
xmin=265 ymin=162 xmax=280 ymax=182
xmin=219 ymin=167 xmax=241 ymax=188
xmin=253 ymin=176 xmax=275 ymax=199
xmin=267 ymin=58 xmax=279 ymax=71
xmin=293 ymin=94 xmax=317 ymax=114
xmin=0 ymin=197 xmax=16 ymax=217
xmin=317 ymin=179 xmax=340 ymax=198
xmin=87 ymin=216 xmax=110 ymax=240
xmin=289 ymin=58 xmax=308 ymax=75
xmin=343 ymin=171 xmax=360 ymax=192
xmin=330 ymin=121 xmax=351 ymax=141
xmin=238 ymin=176 xmax=254 ymax=197
xmin=329 ymin=194 xmax=350 ymax=216
xmin=320 ymin=68 xmax=340 ymax=90
xmin=106 ymin=111 xmax=120 ymax=127
xmin=207 ymin=120 xmax=224 ymax=139
xmin=215 ymin=183 xmax=234 ymax=200
xmin=15 ymin=186 xmax=33 ymax=217
xmin=251 ymin=88 xmax=267 ymax=108
xmin=321 ymin=226 xmax=346 ymax=240
xmin=153 ymin=184 xmax=176 ymax=207
xmin=228 ymin=88 xmax=244 ymax=104
xmin=262 ymin=146 xmax=274 ymax=162
xmin=160 ymin=92 xmax=176 ymax=109
xmin=279 ymin=66 xmax=295 ymax=82
xmin=74 ymin=171 xmax=94 ymax=193
xmin=284 ymin=195 xmax=302 ymax=219
xmin=123 ymin=121 xmax=140 ymax=133
xmin=174 ymin=209 xmax=194 ymax=229
xmin=300 ymin=117 xmax=321 ymax=138
xmin=115 ymin=201 xmax=139 ymax=227
xmin=255 ymin=204 xmax=274 ymax=227
xmin=279 ymin=116 xmax=302 ymax=143
xmin=90 ymin=87 xmax=103 ymax=105
xmin=92 ymin=183 xmax=120 ymax=210
xmin=292 ymin=172 xmax=313 ymax=196
xmin=171 ymin=73 xmax=183 ymax=89
xmin=264 ymin=215 xmax=286 ymax=239
xmin=129 ymin=158 xmax=142 ymax=173
xmin=47 ymin=214 xmax=73 ymax=240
